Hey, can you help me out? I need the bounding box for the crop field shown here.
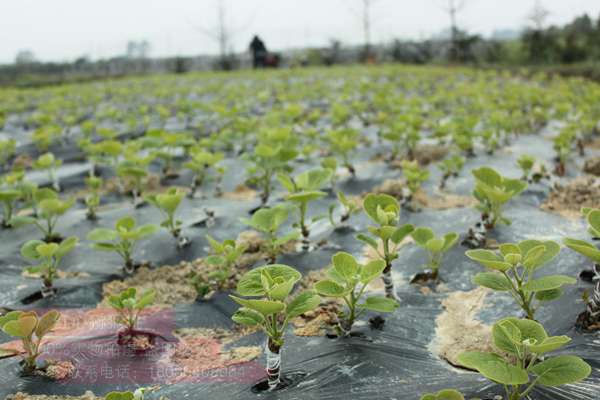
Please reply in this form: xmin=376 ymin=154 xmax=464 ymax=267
xmin=0 ymin=65 xmax=599 ymax=400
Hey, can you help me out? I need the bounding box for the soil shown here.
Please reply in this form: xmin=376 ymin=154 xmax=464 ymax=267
xmin=22 ymin=270 xmax=90 ymax=280
xmin=372 ymin=144 xmax=448 ymax=167
xmin=541 ymin=176 xmax=600 ymax=219
xmin=369 ymin=180 xmax=474 ymax=210
xmin=292 ymin=300 xmax=341 ymax=337
xmin=583 ymin=156 xmax=600 ymax=176
xmin=43 ymin=360 xmax=76 ymax=381
xmin=429 ymin=287 xmax=494 ymax=367
xmin=576 ymin=310 xmax=600 ymax=332
xmin=222 ymin=184 xmax=258 ymax=201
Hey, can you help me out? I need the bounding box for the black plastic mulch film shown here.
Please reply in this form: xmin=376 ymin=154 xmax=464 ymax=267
xmin=0 ymin=117 xmax=599 ymax=400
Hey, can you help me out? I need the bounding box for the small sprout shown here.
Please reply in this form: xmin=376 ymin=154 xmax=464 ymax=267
xmin=357 ymin=194 xmax=414 ymax=299
xmin=458 ymin=318 xmax=591 ymax=399
xmin=328 ymin=191 xmax=361 ymax=228
xmin=517 ymin=154 xmax=549 ymax=184
xmin=87 ymin=216 xmax=158 ymax=274
xmin=109 ymin=287 xmax=156 ymax=334
xmin=467 ymin=239 xmax=574 ymax=320
xmin=116 ymin=163 xmax=150 ymax=208
xmin=230 ymin=264 xmax=321 ymax=390
xmin=33 ymin=152 xmax=62 ymax=192
xmin=241 ymin=205 xmax=299 ymax=263
xmin=400 ymin=160 xmax=429 ymax=210
xmin=410 ymin=227 xmax=458 ymax=282
xmin=278 ymin=168 xmax=331 ymax=249
xmin=105 ymin=389 xmax=147 ymax=400
xmin=21 ymin=189 xmax=74 ymax=242
xmin=315 ymin=252 xmax=398 ymax=335
xmin=553 ymin=127 xmax=575 ymax=176
xmin=146 ymin=187 xmax=189 ymax=248
xmin=245 ymin=143 xmax=297 ymax=206
xmin=438 ymin=155 xmax=464 ymax=190
xmin=0 ymin=188 xmax=22 ymax=228
xmin=420 ymin=389 xmax=464 ymax=400
xmin=320 ymin=156 xmax=338 ymax=190
xmin=326 ymin=128 xmax=359 ymax=178
xmin=471 ymin=166 xmax=527 ymax=231
xmin=0 ymin=139 xmax=16 ymax=165
xmin=564 ymin=208 xmax=600 ymax=327
xmin=84 ymin=176 xmax=103 ymax=220
xmin=0 ymin=310 xmax=60 ymax=373
xmin=190 ymin=235 xmax=248 ymax=298
xmin=21 ymin=236 xmax=78 ymax=296
xmin=183 ymin=150 xmax=225 ymax=198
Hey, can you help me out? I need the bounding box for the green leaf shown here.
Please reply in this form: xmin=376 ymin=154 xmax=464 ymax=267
xmin=36 ymin=243 xmax=59 ymax=258
xmin=499 ymin=243 xmax=521 ymax=257
xmin=286 ymin=291 xmax=321 ymax=318
xmin=116 ymin=216 xmax=136 ymax=231
xmin=55 ymin=236 xmax=78 ymax=258
xmin=332 ymin=252 xmax=359 ymax=281
xmin=230 ymin=296 xmax=285 ymax=316
xmin=442 ymin=232 xmax=459 ymax=252
xmin=358 ymin=296 xmax=399 ymax=313
xmin=363 ymin=193 xmax=399 ymax=225
xmin=236 ymin=264 xmax=301 ymax=296
xmin=412 ymin=227 xmax=434 ymax=246
xmin=356 ymin=233 xmax=379 ymax=251
xmin=360 ymin=259 xmax=386 ymax=284
xmin=36 ymin=310 xmax=60 ymax=337
xmin=472 ymin=272 xmax=512 ymax=291
xmin=465 ymin=249 xmax=512 ymax=271
xmin=135 ymin=289 xmax=156 ymax=309
xmin=21 ymin=240 xmax=45 ymax=260
xmin=527 ymin=335 xmax=571 ymax=354
xmin=492 ymin=318 xmax=547 ymax=355
xmin=232 ymin=308 xmax=265 ymax=326
xmin=535 ymin=288 xmax=563 ymax=302
xmin=391 ymin=224 xmax=414 ymax=244
xmin=315 ymin=280 xmax=348 ymax=297
xmin=420 ymin=389 xmax=464 ymax=400
xmin=530 ymin=355 xmax=591 ymax=386
xmin=563 ymin=238 xmax=600 ymax=263
xmin=457 ymin=351 xmax=529 ymax=385
xmin=105 ymin=392 xmax=135 ymax=400
xmin=521 ymin=275 xmax=576 ymax=292
xmin=268 ymin=277 xmax=296 ymax=301
xmin=3 ymin=315 xmax=37 ymax=338
xmin=87 ymin=228 xmax=118 ymax=242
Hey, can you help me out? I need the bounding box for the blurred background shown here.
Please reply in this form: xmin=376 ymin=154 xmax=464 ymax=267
xmin=2 ymin=0 xmax=600 ymax=86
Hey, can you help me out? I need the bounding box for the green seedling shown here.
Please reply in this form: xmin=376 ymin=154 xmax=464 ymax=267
xmin=190 ymin=235 xmax=248 ymax=298
xmin=320 ymin=156 xmax=338 ymax=190
xmin=458 ymin=318 xmax=591 ymax=400
xmin=563 ymin=208 xmax=600 ymax=328
xmin=401 ymin=160 xmax=429 ymax=210
xmin=553 ymin=127 xmax=575 ymax=176
xmin=20 ymin=189 xmax=74 ymax=242
xmin=246 ymin=143 xmax=297 ymax=206
xmin=410 ymin=227 xmax=458 ymax=282
xmin=0 ymin=310 xmax=60 ymax=373
xmin=241 ymin=205 xmax=299 ymax=263
xmin=146 ymin=188 xmax=189 ymax=248
xmin=184 ymin=150 xmax=225 ymax=198
xmin=21 ymin=236 xmax=78 ymax=296
xmin=467 ymin=240 xmax=574 ymax=320
xmin=278 ymin=168 xmax=331 ymax=248
xmin=105 ymin=389 xmax=146 ymax=400
xmin=328 ymin=191 xmax=361 ymax=228
xmin=472 ymin=167 xmax=527 ymax=230
xmin=33 ymin=152 xmax=62 ymax=192
xmin=116 ymin=162 xmax=150 ymax=208
xmin=108 ymin=287 xmax=156 ymax=333
xmin=326 ymin=128 xmax=359 ymax=178
xmin=230 ymin=264 xmax=321 ymax=390
xmin=0 ymin=139 xmax=16 ymax=165
xmin=438 ymin=155 xmax=465 ymax=190
xmin=315 ymin=252 xmax=398 ymax=334
xmin=517 ymin=155 xmax=548 ymax=184
xmin=87 ymin=216 xmax=158 ymax=274
xmin=420 ymin=390 xmax=464 ymax=400
xmin=84 ymin=176 xmax=103 ymax=220
xmin=357 ymin=194 xmax=414 ymax=299
xmin=0 ymin=188 xmax=22 ymax=228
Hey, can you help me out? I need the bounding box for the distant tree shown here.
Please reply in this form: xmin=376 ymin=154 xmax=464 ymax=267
xmin=15 ymin=50 xmax=36 ymax=65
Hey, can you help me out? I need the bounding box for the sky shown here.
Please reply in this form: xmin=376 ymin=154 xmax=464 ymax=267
xmin=1 ymin=0 xmax=600 ymax=63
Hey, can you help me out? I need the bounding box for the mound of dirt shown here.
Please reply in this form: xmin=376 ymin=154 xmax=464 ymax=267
xmin=541 ymin=176 xmax=600 ymax=218
xmin=583 ymin=157 xmax=600 ymax=176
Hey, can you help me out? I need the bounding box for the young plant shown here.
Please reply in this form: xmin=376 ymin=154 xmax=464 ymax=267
xmin=108 ymin=287 xmax=156 ymax=334
xmin=278 ymin=168 xmax=331 ymax=249
xmin=563 ymin=207 xmax=600 ymax=328
xmin=326 ymin=128 xmax=359 ymax=178
xmin=328 ymin=191 xmax=361 ymax=229
xmin=458 ymin=318 xmax=591 ymax=400
xmin=105 ymin=389 xmax=146 ymax=400
xmin=401 ymin=160 xmax=429 ymax=210
xmin=33 ymin=152 xmax=62 ymax=192
xmin=517 ymin=155 xmax=549 ymax=184
xmin=0 ymin=188 xmax=22 ymax=228
xmin=438 ymin=155 xmax=465 ymax=190
xmin=315 ymin=252 xmax=398 ymax=335
xmin=420 ymin=390 xmax=464 ymax=400
xmin=320 ymin=157 xmax=338 ymax=190
xmin=0 ymin=310 xmax=60 ymax=373
xmin=22 ymin=189 xmax=74 ymax=242
xmin=230 ymin=264 xmax=321 ymax=390
xmin=21 ymin=237 xmax=78 ymax=297
xmin=468 ymin=167 xmax=527 ymax=246
xmin=146 ymin=188 xmax=189 ymax=248
xmin=183 ymin=150 xmax=225 ymax=198
xmin=241 ymin=205 xmax=299 ymax=263
xmin=87 ymin=216 xmax=158 ymax=274
xmin=190 ymin=235 xmax=249 ymax=297
xmin=357 ymin=194 xmax=414 ymax=299
xmin=246 ymin=144 xmax=297 ymax=206
xmin=116 ymin=163 xmax=149 ymax=208
xmin=410 ymin=227 xmax=458 ymax=282
xmin=84 ymin=176 xmax=102 ymax=220
xmin=467 ymin=240 xmax=574 ymax=320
